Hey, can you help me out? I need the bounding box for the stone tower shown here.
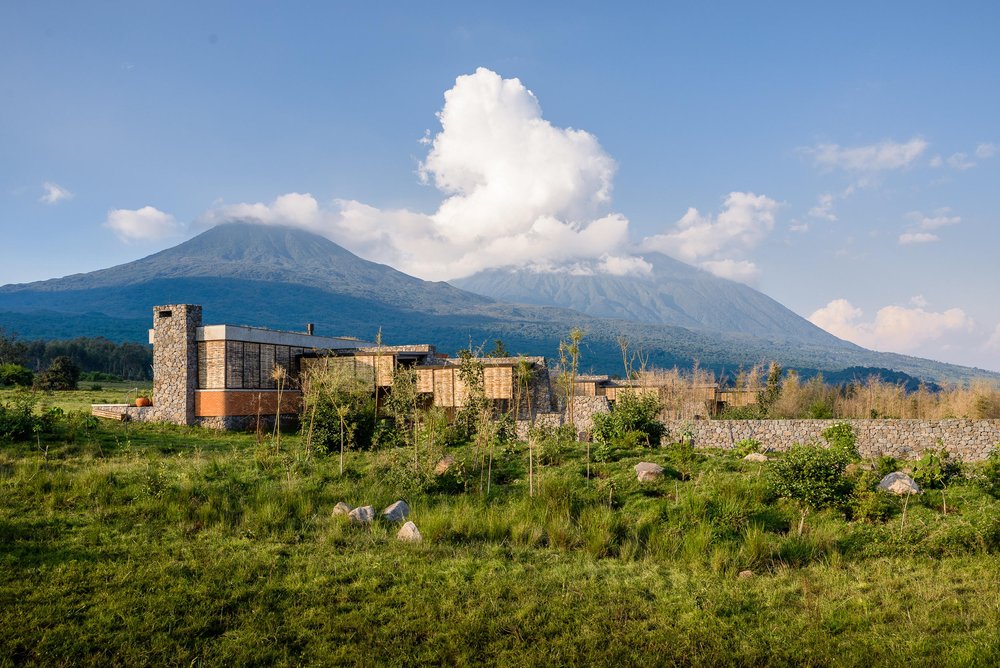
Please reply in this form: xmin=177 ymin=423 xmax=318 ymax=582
xmin=151 ymin=304 xmax=201 ymax=425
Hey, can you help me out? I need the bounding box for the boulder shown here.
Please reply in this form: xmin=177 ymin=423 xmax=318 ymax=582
xmin=348 ymin=505 xmax=375 ymax=525
xmin=634 ymin=462 xmax=664 ymax=482
xmin=434 ymin=455 xmax=455 ymax=475
xmin=332 ymin=501 xmax=353 ymax=517
xmin=743 ymin=452 xmax=769 ymax=463
xmin=878 ymin=472 xmax=921 ymax=496
xmin=397 ymin=521 xmax=422 ymax=543
xmin=382 ymin=500 xmax=410 ymax=523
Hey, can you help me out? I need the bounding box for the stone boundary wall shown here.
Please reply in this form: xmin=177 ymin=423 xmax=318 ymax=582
xmin=664 ymin=419 xmax=1000 ymax=462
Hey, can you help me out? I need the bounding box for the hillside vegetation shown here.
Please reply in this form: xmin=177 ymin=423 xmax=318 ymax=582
xmin=2 ymin=222 xmax=997 ymax=384
xmin=2 ymin=387 xmax=999 ymax=665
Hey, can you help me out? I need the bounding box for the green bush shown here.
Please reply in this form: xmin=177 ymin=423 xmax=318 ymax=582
xmin=0 ymin=363 xmax=34 ymax=387
xmin=734 ymin=438 xmax=763 ymax=457
xmin=874 ymin=455 xmax=899 ymax=478
xmin=34 ymin=356 xmax=81 ymax=391
xmin=912 ymin=449 xmax=962 ymax=490
xmin=848 ymin=470 xmax=896 ymax=523
xmin=768 ymin=443 xmax=853 ymax=533
xmin=591 ymin=393 xmax=665 ymax=447
xmin=975 ymin=447 xmax=1000 ymax=499
xmin=821 ymin=423 xmax=859 ymax=461
xmin=0 ymin=391 xmax=39 ymax=441
xmin=535 ymin=424 xmax=576 ymax=465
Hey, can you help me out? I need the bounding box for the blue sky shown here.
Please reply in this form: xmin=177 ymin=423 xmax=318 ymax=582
xmin=2 ymin=1 xmax=999 ymax=371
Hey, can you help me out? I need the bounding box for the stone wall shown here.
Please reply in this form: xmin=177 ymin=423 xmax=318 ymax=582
xmin=152 ymin=304 xmax=201 ymax=426
xmin=663 ymin=419 xmax=1000 ymax=462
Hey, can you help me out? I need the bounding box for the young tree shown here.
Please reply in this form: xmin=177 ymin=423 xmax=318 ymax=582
xmin=558 ymin=328 xmax=585 ymax=475
xmin=302 ymin=358 xmax=375 ymax=470
xmin=513 ymin=357 xmax=536 ymax=496
xmin=457 ymin=349 xmax=495 ymax=495
xmin=386 ymin=365 xmax=420 ymax=465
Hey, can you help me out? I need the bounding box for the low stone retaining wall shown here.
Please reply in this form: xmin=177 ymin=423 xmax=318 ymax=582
xmin=91 ymin=404 xmax=162 ymax=423
xmin=664 ymin=419 xmax=1000 ymax=462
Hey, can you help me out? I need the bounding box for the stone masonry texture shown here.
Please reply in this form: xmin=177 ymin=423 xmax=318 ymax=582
xmin=152 ymin=304 xmax=201 ymax=426
xmin=662 ymin=418 xmax=1000 ymax=462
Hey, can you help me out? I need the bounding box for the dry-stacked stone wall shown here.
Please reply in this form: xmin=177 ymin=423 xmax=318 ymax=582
xmin=663 ymin=419 xmax=1000 ymax=462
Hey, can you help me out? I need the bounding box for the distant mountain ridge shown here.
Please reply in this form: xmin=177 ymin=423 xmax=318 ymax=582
xmin=451 ymin=253 xmax=843 ymax=347
xmin=1 ymin=222 xmax=996 ymax=384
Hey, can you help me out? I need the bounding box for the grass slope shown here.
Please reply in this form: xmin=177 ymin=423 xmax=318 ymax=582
xmin=1 ymin=401 xmax=998 ymax=666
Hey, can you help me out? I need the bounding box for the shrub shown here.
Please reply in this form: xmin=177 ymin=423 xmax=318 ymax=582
xmin=912 ymin=449 xmax=962 ymax=490
xmin=975 ymin=446 xmax=1000 ymax=499
xmin=734 ymin=438 xmax=763 ymax=457
xmin=34 ymin=356 xmax=81 ymax=391
xmin=848 ymin=470 xmax=896 ymax=523
xmin=0 ymin=391 xmax=39 ymax=441
xmin=0 ymin=363 xmax=33 ymax=387
xmin=821 ymin=423 xmax=859 ymax=461
xmin=591 ymin=392 xmax=665 ymax=447
xmin=874 ymin=455 xmax=899 ymax=478
xmin=536 ymin=424 xmax=576 ymax=465
xmin=768 ymin=443 xmax=853 ymax=534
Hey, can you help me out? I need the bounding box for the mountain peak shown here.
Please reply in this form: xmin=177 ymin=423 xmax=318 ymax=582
xmin=451 ymin=255 xmax=846 ymax=347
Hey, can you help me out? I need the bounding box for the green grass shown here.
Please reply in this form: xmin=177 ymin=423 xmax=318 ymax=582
xmin=0 ymin=383 xmax=153 ymax=414
xmin=2 ymin=420 xmax=999 ymax=666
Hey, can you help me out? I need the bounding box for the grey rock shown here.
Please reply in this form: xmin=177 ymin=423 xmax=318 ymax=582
xmin=396 ymin=521 xmax=422 ymax=543
xmin=634 ymin=462 xmax=664 ymax=482
xmin=348 ymin=505 xmax=375 ymax=525
xmin=332 ymin=501 xmax=353 ymax=517
xmin=743 ymin=452 xmax=769 ymax=463
xmin=382 ymin=500 xmax=410 ymax=523
xmin=877 ymin=472 xmax=921 ymax=495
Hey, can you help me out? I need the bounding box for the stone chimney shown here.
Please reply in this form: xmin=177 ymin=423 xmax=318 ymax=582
xmin=151 ymin=304 xmax=201 ymax=425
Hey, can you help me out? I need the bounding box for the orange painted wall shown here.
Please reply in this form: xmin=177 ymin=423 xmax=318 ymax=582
xmin=195 ymin=390 xmax=302 ymax=417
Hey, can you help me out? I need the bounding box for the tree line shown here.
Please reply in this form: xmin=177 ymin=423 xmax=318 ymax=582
xmin=0 ymin=329 xmax=152 ymax=382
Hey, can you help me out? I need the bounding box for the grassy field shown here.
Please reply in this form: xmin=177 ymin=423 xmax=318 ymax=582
xmin=10 ymin=382 xmax=154 ymax=414
xmin=1 ymin=395 xmax=999 ymax=666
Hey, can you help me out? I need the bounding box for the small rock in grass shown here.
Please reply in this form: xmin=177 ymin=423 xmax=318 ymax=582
xmin=348 ymin=505 xmax=375 ymax=525
xmin=739 ymin=570 xmax=754 ymax=579
xmin=434 ymin=456 xmax=455 ymax=475
xmin=878 ymin=472 xmax=921 ymax=496
xmin=743 ymin=452 xmax=768 ymax=463
xmin=397 ymin=521 xmax=422 ymax=543
xmin=634 ymin=462 xmax=664 ymax=482
xmin=382 ymin=500 xmax=410 ymax=523
xmin=332 ymin=501 xmax=353 ymax=517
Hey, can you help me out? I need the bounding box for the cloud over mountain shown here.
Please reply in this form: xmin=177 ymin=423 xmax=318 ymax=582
xmin=194 ymin=68 xmax=776 ymax=284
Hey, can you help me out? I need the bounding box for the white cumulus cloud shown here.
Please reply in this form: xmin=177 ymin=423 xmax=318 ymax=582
xmin=40 ymin=181 xmax=73 ymax=205
xmin=639 ymin=192 xmax=779 ymax=283
xmin=196 ymin=68 xmax=778 ymax=284
xmin=105 ymin=206 xmax=183 ymax=242
xmin=975 ymin=142 xmax=997 ymax=159
xmin=809 ymin=298 xmax=973 ymax=353
xmin=198 ymin=68 xmax=632 ymax=280
xmin=804 ymin=137 xmax=928 ymax=172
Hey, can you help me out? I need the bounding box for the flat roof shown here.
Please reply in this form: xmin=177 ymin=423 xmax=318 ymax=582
xmin=198 ymin=324 xmax=369 ymax=349
xmin=148 ymin=324 xmax=370 ymax=349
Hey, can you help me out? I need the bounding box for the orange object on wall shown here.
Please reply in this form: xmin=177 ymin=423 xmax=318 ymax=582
xmin=195 ymin=390 xmax=302 ymax=417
